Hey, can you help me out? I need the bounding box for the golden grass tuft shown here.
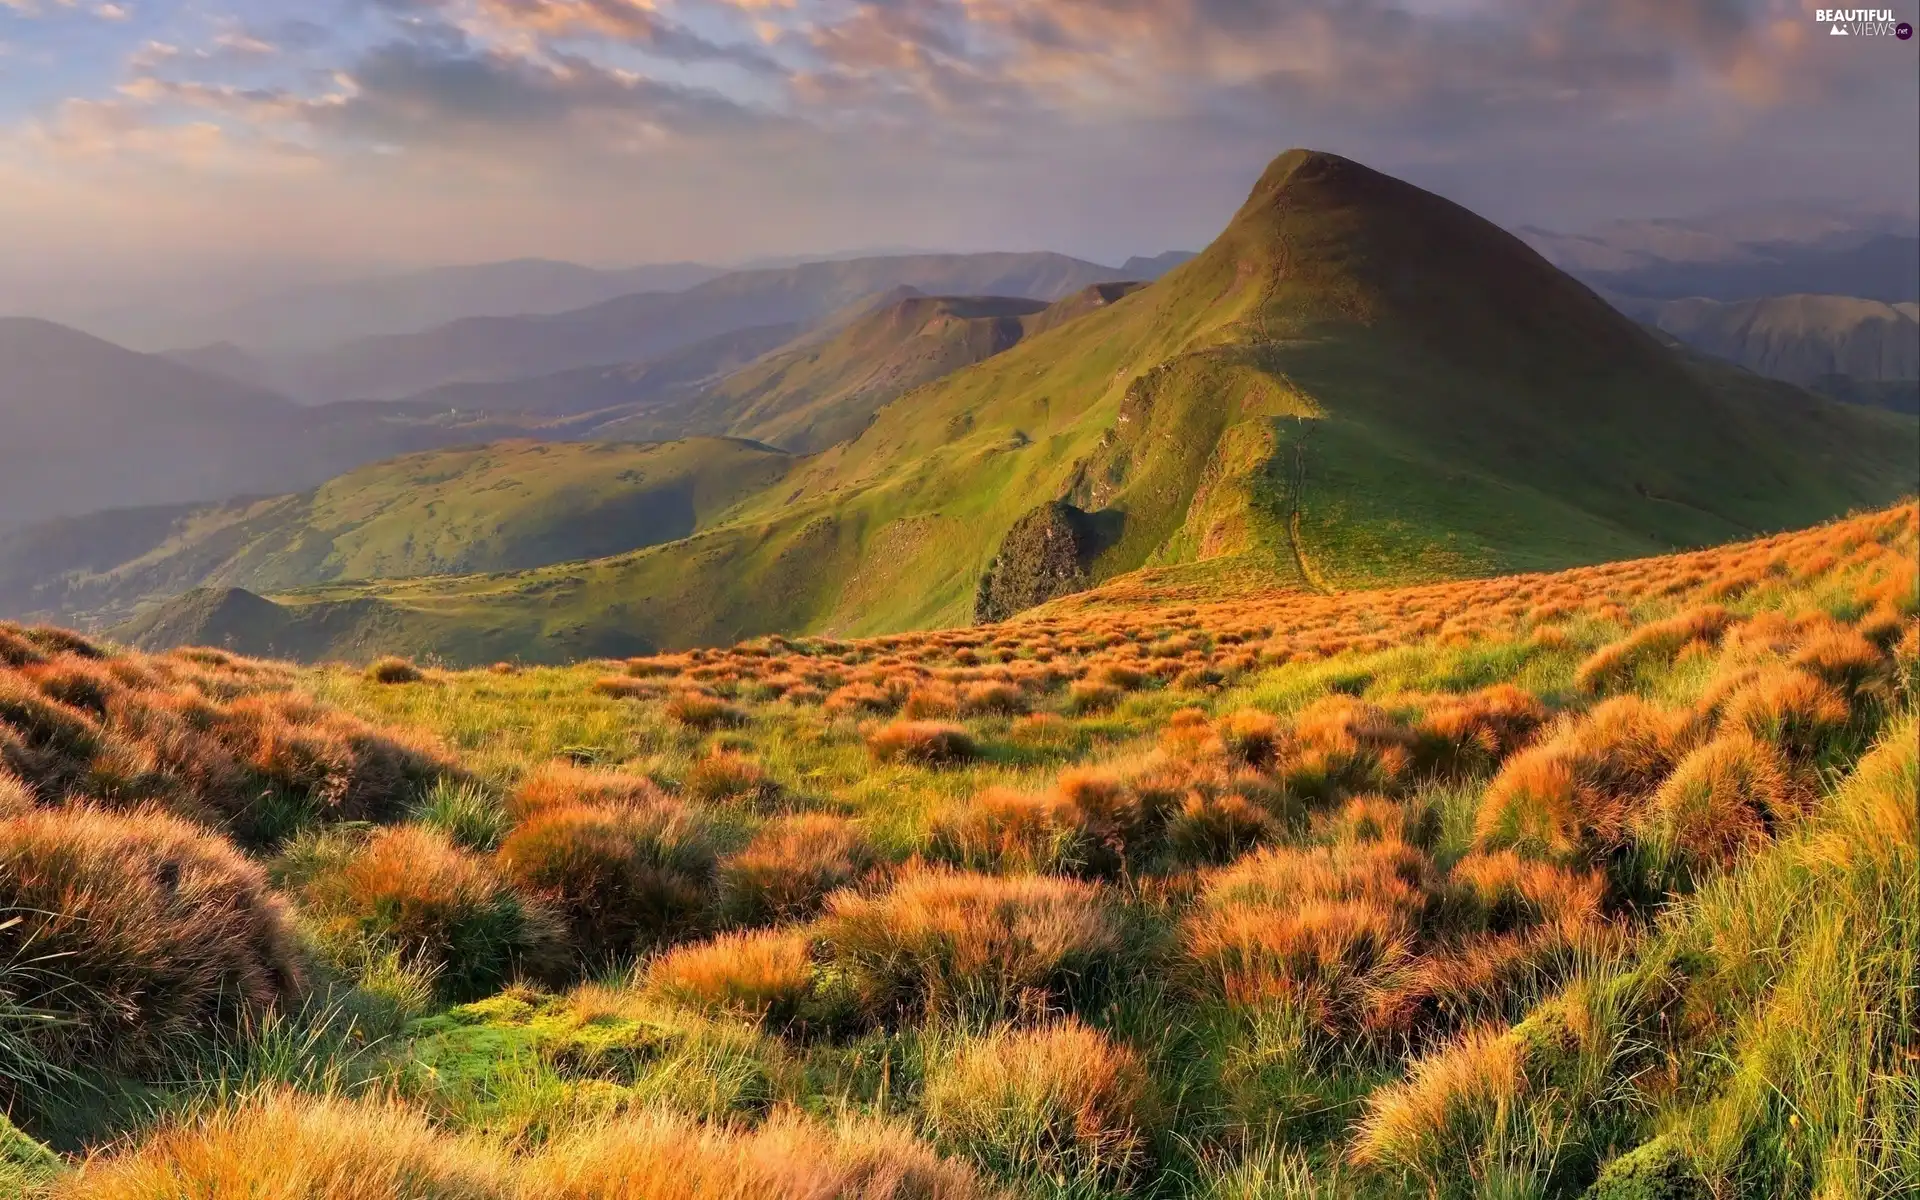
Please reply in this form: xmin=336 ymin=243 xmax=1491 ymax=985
xmin=821 ymin=867 xmax=1128 ymax=1022
xmin=1411 ymin=684 xmax=1549 ymax=774
xmin=1474 ymin=696 xmax=1700 ymax=861
xmin=1185 ymin=839 xmax=1428 ymax=1027
xmin=1638 ymin=731 xmax=1793 ymax=875
xmin=497 ymin=796 xmax=716 ymax=964
xmin=930 ymin=786 xmax=1095 ymax=875
xmin=1164 ymin=789 xmax=1278 ymax=866
xmin=62 ymin=1091 xmax=514 ymax=1199
xmin=308 ymin=823 xmax=559 ymax=998
xmin=902 ymin=682 xmax=961 ymax=719
xmin=1715 ymin=667 xmax=1852 ymax=761
xmin=866 ymin=720 xmax=979 ymax=766
xmin=523 ymin=1106 xmax=990 ymax=1200
xmin=1348 ymin=1026 xmax=1526 ymax=1176
xmin=664 ymin=690 xmax=745 ymax=730
xmin=959 ymin=680 xmax=1027 ymax=716
xmin=1573 ymin=605 xmax=1735 ymax=693
xmin=925 ymin=1019 xmax=1156 ymax=1188
xmin=365 ymin=656 xmax=426 ymax=685
xmin=0 ymin=767 xmax=34 ymax=817
xmin=1067 ymin=680 xmax=1121 ymax=713
xmin=0 ymin=805 xmax=301 ymax=1073
xmin=647 ymin=929 xmax=817 ymax=1027
xmin=716 ymin=812 xmax=876 ymax=925
xmin=1218 ymin=708 xmax=1284 ymax=768
xmin=683 ymin=748 xmax=778 ymax=808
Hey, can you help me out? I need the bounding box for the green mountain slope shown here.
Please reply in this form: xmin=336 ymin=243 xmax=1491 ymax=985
xmin=288 ymin=252 xmax=1138 ymax=401
xmin=397 ymin=323 xmax=804 ymax=419
xmin=118 ymin=150 xmax=1920 ymax=664
xmin=593 ymin=284 xmax=1147 ymax=453
xmin=9 ymin=439 xmax=791 ymax=628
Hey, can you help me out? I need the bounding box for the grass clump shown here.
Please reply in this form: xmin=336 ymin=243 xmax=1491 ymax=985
xmin=716 ymin=813 xmax=877 ymax=926
xmin=365 ymin=656 xmax=426 ymax=685
xmin=663 ymin=691 xmax=744 ymax=731
xmin=820 ymin=867 xmax=1130 ymax=1023
xmin=59 ymin=1091 xmax=514 ymax=1199
xmin=412 ymin=776 xmax=509 ymax=851
xmin=646 ymin=930 xmax=819 ymax=1030
xmin=303 ymin=823 xmax=560 ymax=1000
xmin=924 ymin=1018 xmax=1157 ymax=1190
xmin=523 ymin=1107 xmax=992 ymax=1199
xmin=497 ymin=793 xmax=718 ymax=965
xmin=866 ymin=720 xmax=980 ymax=766
xmin=0 ymin=805 xmax=302 ymax=1075
xmin=682 ymin=748 xmax=779 ymax=809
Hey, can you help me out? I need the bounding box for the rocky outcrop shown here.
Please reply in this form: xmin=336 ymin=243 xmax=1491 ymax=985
xmin=974 ymin=502 xmax=1103 ymax=623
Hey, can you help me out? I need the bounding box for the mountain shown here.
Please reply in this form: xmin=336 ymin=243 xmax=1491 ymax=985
xmin=160 ymin=342 xmax=283 ymax=392
xmin=1522 ymin=212 xmax=1919 ymax=303
xmin=1121 ymin=251 xmax=1199 ymax=278
xmin=0 ymin=319 xmax=296 ymax=526
xmin=2 ymin=439 xmax=792 ymax=629
xmin=0 ymin=318 xmax=613 ymax=526
xmin=1623 ymin=294 xmax=1919 ymax=408
xmin=6 ymin=288 xmax=1144 ymax=625
xmin=113 ymin=150 xmax=1919 ymax=665
xmin=283 ymin=253 xmax=1139 ymax=402
xmin=133 ymin=259 xmax=729 ymax=355
xmin=397 ymin=323 xmax=805 ymax=419
xmin=1584 ymin=234 xmax=1919 ymax=304
xmin=588 ymin=284 xmax=1148 ymax=453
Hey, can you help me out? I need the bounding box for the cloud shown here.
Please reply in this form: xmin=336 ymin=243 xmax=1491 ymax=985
xmin=0 ymin=0 xmax=1912 ymax=291
xmin=785 ymin=0 xmax=1860 ymax=129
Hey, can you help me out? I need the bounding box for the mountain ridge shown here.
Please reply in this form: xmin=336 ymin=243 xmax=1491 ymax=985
xmin=110 ymin=148 xmax=1920 ymax=664
xmin=280 ymin=252 xmax=1145 ymax=402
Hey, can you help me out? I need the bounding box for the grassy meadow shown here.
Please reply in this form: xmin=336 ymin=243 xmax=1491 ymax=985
xmin=2 ymin=500 xmax=1917 ymax=1198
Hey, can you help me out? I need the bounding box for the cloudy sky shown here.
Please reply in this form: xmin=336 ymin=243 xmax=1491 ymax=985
xmin=1 ymin=0 xmax=1916 ymax=306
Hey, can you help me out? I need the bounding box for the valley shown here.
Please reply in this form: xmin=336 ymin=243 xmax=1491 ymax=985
xmin=29 ymin=150 xmax=1907 ymax=668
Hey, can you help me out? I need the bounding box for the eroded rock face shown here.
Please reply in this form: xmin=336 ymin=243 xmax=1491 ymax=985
xmin=974 ymin=501 xmax=1100 ymax=623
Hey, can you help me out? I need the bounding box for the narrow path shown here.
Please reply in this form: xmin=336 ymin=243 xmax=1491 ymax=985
xmin=1281 ymin=432 xmax=1332 ymax=595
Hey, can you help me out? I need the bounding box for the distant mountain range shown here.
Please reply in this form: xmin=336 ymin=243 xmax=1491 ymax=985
xmin=49 ymin=149 xmax=1910 ymax=665
xmin=1520 ymin=207 xmax=1918 ymax=303
xmin=0 ymin=254 xmax=1193 ymax=525
xmin=0 ymin=317 xmax=564 ymax=527
xmin=1519 ymin=208 xmax=1919 ymax=409
xmin=267 ymin=252 xmax=1157 ymax=402
xmin=1621 ymin=294 xmax=1918 ymax=412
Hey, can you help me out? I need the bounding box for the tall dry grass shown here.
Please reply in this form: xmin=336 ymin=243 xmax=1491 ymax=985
xmin=0 ymin=805 xmax=301 ymax=1074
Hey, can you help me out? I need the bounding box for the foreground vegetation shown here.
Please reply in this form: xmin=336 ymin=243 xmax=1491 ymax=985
xmin=3 ymin=501 xmax=1917 ymax=1198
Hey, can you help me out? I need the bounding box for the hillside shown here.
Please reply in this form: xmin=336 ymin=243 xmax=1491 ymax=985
xmin=96 ymin=259 xmax=730 ymax=355
xmin=594 ymin=284 xmax=1148 ymax=453
xmin=0 ymin=318 xmax=636 ymax=526
xmin=158 ymin=341 xmax=283 ymax=392
xmin=284 ymin=253 xmax=1139 ymax=401
xmin=6 ymin=502 xmax=1918 ymax=1200
xmin=396 ymin=323 xmax=805 ymax=420
xmin=1623 ymin=293 xmax=1919 ymax=406
xmin=0 ymin=319 xmax=297 ymax=525
xmin=1521 ymin=210 xmax=1920 ymax=302
xmin=5 ymin=439 xmax=791 ymax=630
xmin=132 ymin=149 xmax=1920 ymax=666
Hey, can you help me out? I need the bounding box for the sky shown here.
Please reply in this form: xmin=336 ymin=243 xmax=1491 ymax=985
xmin=1 ymin=0 xmax=1916 ymax=311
